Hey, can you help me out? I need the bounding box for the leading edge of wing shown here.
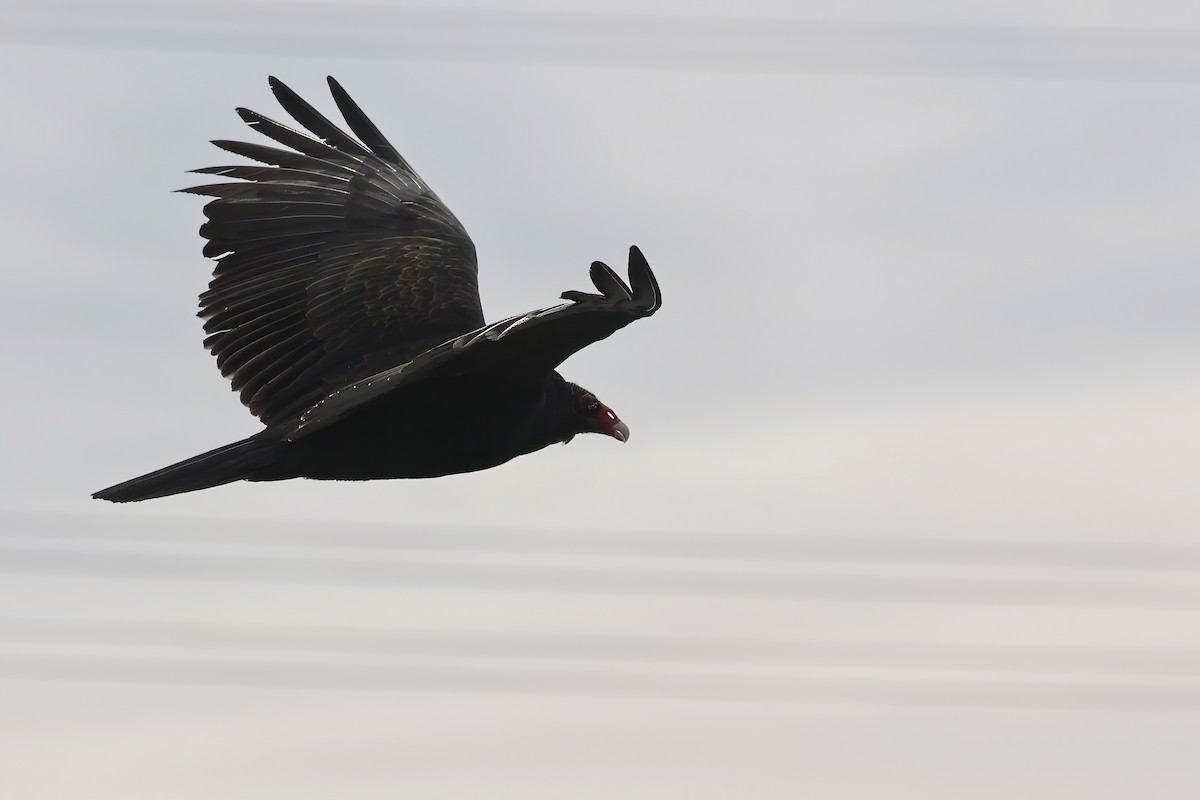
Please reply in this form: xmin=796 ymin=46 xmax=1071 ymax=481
xmin=283 ymin=246 xmax=660 ymax=441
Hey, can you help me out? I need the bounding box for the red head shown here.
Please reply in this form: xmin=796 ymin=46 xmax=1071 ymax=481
xmin=566 ymin=383 xmax=630 ymax=443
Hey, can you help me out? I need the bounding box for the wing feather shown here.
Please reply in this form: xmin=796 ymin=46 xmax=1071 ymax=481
xmin=183 ymin=182 xmax=350 ymax=201
xmin=587 ymin=260 xmax=633 ymax=300
xmin=209 ymin=139 xmax=356 ymax=174
xmin=327 ymin=77 xmax=409 ymax=167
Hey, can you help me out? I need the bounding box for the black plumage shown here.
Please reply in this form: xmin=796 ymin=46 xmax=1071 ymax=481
xmin=93 ymin=76 xmax=660 ymax=503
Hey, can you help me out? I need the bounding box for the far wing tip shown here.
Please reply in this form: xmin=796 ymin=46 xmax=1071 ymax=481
xmin=589 ymin=260 xmax=633 ymax=301
xmin=625 ymin=245 xmax=660 ymax=314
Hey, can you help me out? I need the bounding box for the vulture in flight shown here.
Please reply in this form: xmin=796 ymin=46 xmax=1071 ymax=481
xmin=94 ymin=77 xmax=660 ymax=503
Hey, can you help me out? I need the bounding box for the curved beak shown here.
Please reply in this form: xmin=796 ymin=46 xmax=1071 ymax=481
xmin=593 ymin=401 xmax=630 ymax=443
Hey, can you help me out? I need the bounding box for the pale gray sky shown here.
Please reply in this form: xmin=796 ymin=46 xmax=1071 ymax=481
xmin=2 ymin=1 xmax=1199 ymax=797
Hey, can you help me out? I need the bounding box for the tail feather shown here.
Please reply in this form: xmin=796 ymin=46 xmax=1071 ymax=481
xmin=93 ymin=437 xmax=280 ymax=503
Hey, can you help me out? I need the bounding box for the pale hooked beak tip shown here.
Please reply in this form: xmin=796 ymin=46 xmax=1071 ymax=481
xmin=611 ymin=420 xmax=631 ymax=443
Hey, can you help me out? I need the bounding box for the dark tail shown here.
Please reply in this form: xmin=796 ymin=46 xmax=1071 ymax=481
xmin=93 ymin=436 xmax=281 ymax=503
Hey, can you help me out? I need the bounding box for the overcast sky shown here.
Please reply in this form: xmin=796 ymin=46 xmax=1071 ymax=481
xmin=2 ymin=1 xmax=1199 ymax=798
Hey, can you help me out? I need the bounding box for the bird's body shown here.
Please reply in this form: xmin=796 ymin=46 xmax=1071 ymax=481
xmin=259 ymin=372 xmax=584 ymax=482
xmin=93 ymin=77 xmax=659 ymax=503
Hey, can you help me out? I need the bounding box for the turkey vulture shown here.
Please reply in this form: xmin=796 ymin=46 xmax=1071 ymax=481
xmin=93 ymin=76 xmax=660 ymax=503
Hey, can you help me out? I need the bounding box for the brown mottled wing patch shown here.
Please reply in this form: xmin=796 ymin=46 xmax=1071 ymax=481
xmin=304 ymin=237 xmax=483 ymax=394
xmin=187 ymin=76 xmax=484 ymax=424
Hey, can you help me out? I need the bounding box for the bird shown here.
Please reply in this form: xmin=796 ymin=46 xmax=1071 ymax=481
xmin=93 ymin=76 xmax=660 ymax=503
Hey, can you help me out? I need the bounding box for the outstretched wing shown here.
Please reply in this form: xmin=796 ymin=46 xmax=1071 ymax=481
xmin=288 ymin=246 xmax=661 ymax=440
xmin=187 ymin=76 xmax=485 ymax=425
